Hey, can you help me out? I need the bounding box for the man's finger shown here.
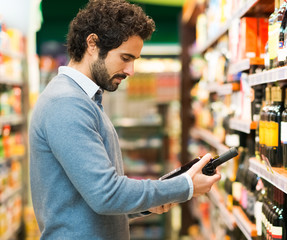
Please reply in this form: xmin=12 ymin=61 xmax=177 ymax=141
xmin=191 ymin=153 xmax=212 ymax=172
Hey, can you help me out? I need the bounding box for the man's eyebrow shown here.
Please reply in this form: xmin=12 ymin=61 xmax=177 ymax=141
xmin=122 ymin=53 xmax=141 ymax=59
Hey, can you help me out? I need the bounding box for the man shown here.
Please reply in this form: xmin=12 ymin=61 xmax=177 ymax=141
xmin=29 ymin=0 xmax=221 ymax=239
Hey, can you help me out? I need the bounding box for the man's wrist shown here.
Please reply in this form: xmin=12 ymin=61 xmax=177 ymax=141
xmin=182 ymin=172 xmax=193 ymax=200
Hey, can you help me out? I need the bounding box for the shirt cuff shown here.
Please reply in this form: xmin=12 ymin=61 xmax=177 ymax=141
xmin=182 ymin=172 xmax=194 ymax=200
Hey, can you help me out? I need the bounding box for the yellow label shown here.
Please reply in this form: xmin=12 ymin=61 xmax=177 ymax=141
xmin=270 ymin=121 xmax=279 ymax=147
xmin=265 ymin=121 xmax=271 ymax=147
xmin=259 ymin=120 xmax=265 ymax=144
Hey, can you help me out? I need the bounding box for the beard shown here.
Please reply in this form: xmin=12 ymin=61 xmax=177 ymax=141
xmin=90 ymin=57 xmax=126 ymax=92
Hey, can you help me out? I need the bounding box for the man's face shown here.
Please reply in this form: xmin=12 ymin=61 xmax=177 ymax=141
xmin=90 ymin=35 xmax=143 ymax=92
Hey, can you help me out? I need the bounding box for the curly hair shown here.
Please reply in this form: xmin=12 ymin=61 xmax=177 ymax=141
xmin=67 ymin=0 xmax=156 ymax=62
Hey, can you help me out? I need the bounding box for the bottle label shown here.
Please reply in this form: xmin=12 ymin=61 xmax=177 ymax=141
xmin=270 ymin=121 xmax=279 ymax=147
xmin=265 ymin=121 xmax=271 ymax=147
xmin=281 ymin=121 xmax=287 ymax=143
xmin=272 ymin=225 xmax=282 ymax=239
xmin=259 ymin=120 xmax=265 ymax=144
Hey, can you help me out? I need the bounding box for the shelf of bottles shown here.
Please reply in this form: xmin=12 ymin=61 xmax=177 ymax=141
xmin=185 ymin=0 xmax=287 ymax=239
xmin=233 ymin=206 xmax=257 ymax=240
xmin=191 ymin=0 xmax=273 ymax=54
xmin=112 ymin=107 xmax=167 ymax=239
xmin=207 ymin=186 xmax=236 ymax=231
xmin=0 ymin=20 xmax=26 ymax=240
xmin=249 ymin=158 xmax=287 ymax=193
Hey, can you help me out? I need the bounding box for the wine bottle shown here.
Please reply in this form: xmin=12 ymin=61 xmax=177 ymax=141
xmin=141 ymin=148 xmax=238 ymax=215
xmin=259 ymin=86 xmax=271 ymax=161
xmin=282 ymin=88 xmax=287 ymax=169
xmin=269 ymin=86 xmax=284 ymax=167
xmin=159 ymin=147 xmax=238 ymax=180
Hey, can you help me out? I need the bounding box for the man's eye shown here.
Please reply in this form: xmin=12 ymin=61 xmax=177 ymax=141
xmin=122 ymin=56 xmax=131 ymax=62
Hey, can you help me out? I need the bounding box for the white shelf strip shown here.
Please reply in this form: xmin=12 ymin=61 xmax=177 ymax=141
xmin=207 ymin=187 xmax=236 ymax=230
xmin=249 ymin=158 xmax=287 ymax=194
xmin=206 ymin=83 xmax=233 ymax=96
xmin=229 ymin=118 xmax=251 ymax=134
xmin=0 ymin=74 xmax=23 ymax=85
xmin=233 ymin=207 xmax=253 ymax=240
xmin=248 ymin=66 xmax=287 ymax=86
xmin=0 ymin=114 xmax=24 ymax=126
xmin=228 ymin=59 xmax=250 ymax=75
xmin=0 ymin=48 xmax=24 ymax=59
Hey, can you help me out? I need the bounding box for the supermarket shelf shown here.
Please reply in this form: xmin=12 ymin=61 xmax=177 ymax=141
xmin=113 ymin=118 xmax=162 ymax=128
xmin=233 ymin=206 xmax=257 ymax=240
xmin=0 ymin=48 xmax=24 ymax=59
xmin=119 ymin=139 xmax=162 ymax=150
xmin=0 ymin=114 xmax=24 ymax=126
xmin=229 ymin=118 xmax=257 ymax=134
xmin=248 ymin=66 xmax=287 ymax=86
xmin=249 ymin=158 xmax=287 ymax=194
xmin=2 ymin=223 xmax=21 ymax=240
xmin=207 ymin=186 xmax=236 ymax=231
xmin=192 ymin=0 xmax=259 ymax=54
xmin=0 ymin=154 xmax=25 ymax=164
xmin=141 ymin=44 xmax=180 ymax=56
xmin=228 ymin=59 xmax=251 ymax=75
xmin=190 ymin=127 xmax=229 ymax=155
xmin=0 ymin=75 xmax=23 ymax=85
xmin=206 ymin=83 xmax=233 ymax=96
xmin=0 ymin=186 xmax=22 ymax=204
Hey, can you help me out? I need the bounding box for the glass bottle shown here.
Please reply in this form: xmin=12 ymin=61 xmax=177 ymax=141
xmin=269 ymin=0 xmax=280 ymax=69
xmin=259 ymin=86 xmax=272 ymax=161
xmin=269 ymin=86 xmax=284 ymax=167
xmin=278 ymin=0 xmax=287 ymax=66
xmin=281 ymin=88 xmax=287 ymax=169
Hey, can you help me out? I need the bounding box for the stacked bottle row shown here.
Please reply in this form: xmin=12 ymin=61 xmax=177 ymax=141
xmin=268 ymin=0 xmax=287 ymax=69
xmin=223 ymin=147 xmax=287 ymax=239
xmin=257 ymin=85 xmax=287 ymax=169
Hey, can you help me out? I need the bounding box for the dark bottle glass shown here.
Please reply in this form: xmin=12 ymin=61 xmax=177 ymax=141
xmin=269 ymin=86 xmax=284 ymax=167
xmin=269 ymin=1 xmax=279 ymax=69
xmin=278 ymin=0 xmax=287 ymax=67
xmin=159 ymin=147 xmax=238 ymax=180
xmin=269 ymin=188 xmax=280 ymax=240
xmin=281 ymin=88 xmax=287 ymax=169
xmin=271 ymin=189 xmax=285 ymax=240
xmin=254 ymin=178 xmax=265 ymax=239
xmin=246 ymin=170 xmax=258 ymax=222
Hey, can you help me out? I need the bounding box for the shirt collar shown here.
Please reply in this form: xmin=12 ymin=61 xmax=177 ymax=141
xmin=58 ymin=66 xmax=101 ymax=99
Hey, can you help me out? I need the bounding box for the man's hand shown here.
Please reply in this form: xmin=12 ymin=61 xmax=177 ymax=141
xmin=148 ymin=203 xmax=177 ymax=214
xmin=186 ymin=153 xmax=221 ymax=197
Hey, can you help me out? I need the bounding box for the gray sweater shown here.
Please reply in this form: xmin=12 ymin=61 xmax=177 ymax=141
xmin=29 ymin=67 xmax=191 ymax=239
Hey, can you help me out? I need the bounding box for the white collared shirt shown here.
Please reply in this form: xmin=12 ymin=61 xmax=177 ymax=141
xmin=58 ymin=66 xmax=100 ymax=99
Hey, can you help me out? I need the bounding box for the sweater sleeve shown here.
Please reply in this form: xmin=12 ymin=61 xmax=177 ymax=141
xmin=43 ymin=97 xmax=191 ymax=215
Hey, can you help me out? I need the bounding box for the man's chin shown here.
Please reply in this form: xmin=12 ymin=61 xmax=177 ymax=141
xmin=105 ymin=84 xmax=118 ymax=92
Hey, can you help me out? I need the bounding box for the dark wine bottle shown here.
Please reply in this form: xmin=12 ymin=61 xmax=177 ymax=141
xmin=259 ymin=86 xmax=271 ymax=161
xmin=141 ymin=148 xmax=238 ymax=215
xmin=269 ymin=86 xmax=284 ymax=167
xmin=282 ymin=88 xmax=287 ymax=169
xmin=159 ymin=147 xmax=238 ymax=180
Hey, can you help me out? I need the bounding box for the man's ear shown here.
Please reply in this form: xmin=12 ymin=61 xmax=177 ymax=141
xmin=86 ymin=33 xmax=99 ymax=55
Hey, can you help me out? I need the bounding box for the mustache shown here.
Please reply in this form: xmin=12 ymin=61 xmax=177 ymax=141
xmin=112 ymin=74 xmax=127 ymax=80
